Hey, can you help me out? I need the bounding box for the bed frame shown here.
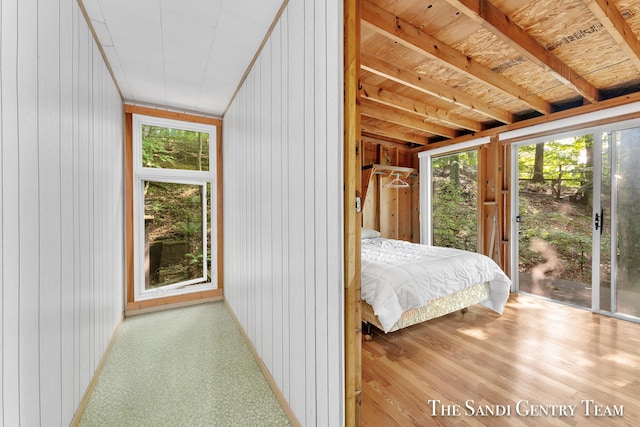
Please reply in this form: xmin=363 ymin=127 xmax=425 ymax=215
xmin=361 ymin=281 xmax=491 ymax=338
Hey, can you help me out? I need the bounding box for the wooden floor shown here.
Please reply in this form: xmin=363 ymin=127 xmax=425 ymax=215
xmin=362 ymin=293 xmax=640 ymax=426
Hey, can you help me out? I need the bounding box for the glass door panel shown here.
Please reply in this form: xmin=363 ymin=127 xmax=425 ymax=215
xmin=516 ymin=136 xmax=594 ymax=308
xmin=611 ymin=128 xmax=640 ymax=318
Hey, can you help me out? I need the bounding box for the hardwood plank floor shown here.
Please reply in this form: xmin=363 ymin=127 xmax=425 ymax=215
xmin=362 ymin=293 xmax=640 ymax=426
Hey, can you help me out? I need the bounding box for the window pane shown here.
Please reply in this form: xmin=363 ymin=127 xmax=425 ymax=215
xmin=431 ymin=150 xmax=478 ymax=251
xmin=142 ymin=124 xmax=209 ymax=171
xmin=614 ymin=128 xmax=640 ymax=318
xmin=144 ymin=181 xmax=206 ymax=289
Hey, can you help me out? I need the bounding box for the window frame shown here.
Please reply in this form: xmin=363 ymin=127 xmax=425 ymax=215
xmin=132 ymin=114 xmax=217 ymax=301
xmin=418 ymin=137 xmax=489 ymax=246
xmin=124 ymin=105 xmax=223 ymax=312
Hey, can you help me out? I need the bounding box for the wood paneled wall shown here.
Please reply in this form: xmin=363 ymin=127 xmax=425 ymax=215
xmin=0 ymin=0 xmax=125 ymax=424
xmin=362 ymin=137 xmax=420 ymax=242
xmin=222 ymin=0 xmax=343 ymax=425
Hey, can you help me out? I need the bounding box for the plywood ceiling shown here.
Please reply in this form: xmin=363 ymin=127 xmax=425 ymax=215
xmin=81 ymin=0 xmax=283 ymax=116
xmin=361 ymin=0 xmax=640 ymax=147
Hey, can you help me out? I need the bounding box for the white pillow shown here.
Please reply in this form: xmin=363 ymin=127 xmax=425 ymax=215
xmin=361 ymin=227 xmax=381 ymax=239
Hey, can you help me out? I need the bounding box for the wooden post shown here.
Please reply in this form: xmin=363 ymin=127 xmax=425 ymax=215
xmin=501 ymin=141 xmax=511 ymax=276
xmin=344 ymin=0 xmax=362 ymax=424
xmin=479 ymin=136 xmax=501 ymax=261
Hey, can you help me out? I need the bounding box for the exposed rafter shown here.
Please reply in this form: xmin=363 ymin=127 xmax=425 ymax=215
xmin=360 ymin=82 xmax=483 ymax=132
xmin=361 ymin=0 xmax=551 ymax=115
xmin=584 ymin=0 xmax=640 ymax=74
xmin=445 ymin=0 xmax=601 ymax=103
xmin=361 ymin=100 xmax=457 ymax=138
xmin=361 ymin=52 xmax=514 ymax=124
xmin=361 ymin=122 xmax=431 ymax=145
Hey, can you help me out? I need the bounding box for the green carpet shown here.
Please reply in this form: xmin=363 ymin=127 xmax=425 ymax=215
xmin=80 ymin=301 xmax=290 ymax=426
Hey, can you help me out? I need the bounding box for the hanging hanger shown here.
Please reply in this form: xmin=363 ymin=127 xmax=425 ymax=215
xmin=385 ymin=171 xmax=410 ymax=189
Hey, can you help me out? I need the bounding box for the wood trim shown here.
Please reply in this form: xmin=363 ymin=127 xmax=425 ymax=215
xmin=125 ymin=112 xmax=134 ymax=304
xmin=412 ymin=92 xmax=640 ymax=152
xmin=478 ymin=138 xmax=501 ymax=264
xmin=123 ymin=107 xmax=223 ymax=308
xmin=344 ymin=0 xmax=362 ymax=424
xmin=124 ymin=104 xmax=221 ymax=126
xmin=224 ymin=300 xmax=302 ymax=427
xmin=76 ymin=0 xmax=123 ymax=99
xmin=361 ymin=168 xmax=373 ymax=209
xmin=501 ymin=141 xmax=511 ymax=277
xmin=69 ymin=314 xmax=125 ymax=427
xmin=125 ymin=289 xmax=223 ymax=313
xmin=222 ymin=0 xmax=290 ymax=117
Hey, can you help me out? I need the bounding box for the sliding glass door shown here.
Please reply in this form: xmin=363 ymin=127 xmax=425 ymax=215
xmin=599 ymin=128 xmax=640 ymax=319
xmin=515 ymin=135 xmax=594 ymax=308
xmin=514 ymin=123 xmax=640 ymax=322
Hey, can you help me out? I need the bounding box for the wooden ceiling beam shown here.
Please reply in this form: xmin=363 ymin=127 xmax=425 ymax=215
xmin=445 ymin=0 xmax=601 ymax=103
xmin=361 ymin=100 xmax=457 ymax=138
xmin=361 ymin=0 xmax=551 ymax=115
xmin=361 ymin=122 xmax=431 ymax=145
xmin=584 ymin=0 xmax=640 ymax=74
xmin=361 ymin=52 xmax=514 ymax=124
xmin=360 ymin=82 xmax=483 ymax=132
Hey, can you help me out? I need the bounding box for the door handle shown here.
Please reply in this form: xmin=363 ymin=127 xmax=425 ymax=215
xmin=595 ymin=209 xmax=604 ymax=234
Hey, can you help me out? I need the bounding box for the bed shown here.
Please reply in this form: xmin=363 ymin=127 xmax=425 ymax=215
xmin=360 ymin=230 xmax=512 ymax=334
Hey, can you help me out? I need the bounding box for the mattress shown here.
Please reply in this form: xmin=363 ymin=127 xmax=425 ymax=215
xmin=361 ymin=237 xmax=512 ymax=332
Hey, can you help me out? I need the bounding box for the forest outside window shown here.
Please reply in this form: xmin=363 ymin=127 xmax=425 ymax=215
xmin=133 ymin=114 xmax=217 ymax=301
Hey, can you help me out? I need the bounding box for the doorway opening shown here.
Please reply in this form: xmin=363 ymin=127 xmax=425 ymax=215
xmin=512 ymin=124 xmax=640 ymax=322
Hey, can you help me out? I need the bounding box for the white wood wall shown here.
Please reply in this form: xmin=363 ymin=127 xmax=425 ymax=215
xmin=0 ymin=0 xmax=125 ymax=425
xmin=223 ymin=0 xmax=344 ymax=425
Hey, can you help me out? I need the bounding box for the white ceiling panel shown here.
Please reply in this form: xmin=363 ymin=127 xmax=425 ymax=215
xmin=161 ymin=12 xmax=216 ymax=50
xmin=100 ymin=0 xmax=161 ymax=24
xmin=82 ymin=0 xmax=284 ymax=116
xmin=220 ymin=0 xmax=283 ymax=28
xmin=160 ymin=0 xmax=224 ymax=27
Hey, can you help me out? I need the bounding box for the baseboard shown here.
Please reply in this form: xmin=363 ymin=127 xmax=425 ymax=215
xmin=125 ymin=295 xmax=223 ymax=316
xmin=224 ymin=299 xmax=302 ymax=427
xmin=69 ymin=313 xmax=125 ymax=426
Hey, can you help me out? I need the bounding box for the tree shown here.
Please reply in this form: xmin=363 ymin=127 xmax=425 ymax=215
xmin=532 ymin=142 xmax=545 ymax=182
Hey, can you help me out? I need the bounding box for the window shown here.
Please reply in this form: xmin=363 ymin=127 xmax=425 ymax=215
xmin=431 ymin=149 xmax=479 ymax=251
xmin=133 ymin=114 xmax=217 ymax=301
xmin=418 ymin=138 xmax=487 ymax=249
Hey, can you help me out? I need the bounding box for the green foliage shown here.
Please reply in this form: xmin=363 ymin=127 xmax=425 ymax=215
xmin=518 ymin=136 xmax=593 ymax=203
xmin=517 ymin=136 xmax=599 ymax=283
xmin=142 ymin=137 xmax=176 ymax=168
xmin=432 ymin=179 xmax=477 ymax=251
xmin=432 ymin=150 xmax=478 ymax=252
xmin=142 ymin=124 xmax=209 ymax=170
xmin=176 ymin=221 xmax=201 ymax=236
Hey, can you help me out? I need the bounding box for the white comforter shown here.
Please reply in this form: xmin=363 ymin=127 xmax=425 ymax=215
xmin=361 ymin=238 xmax=512 ymax=332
